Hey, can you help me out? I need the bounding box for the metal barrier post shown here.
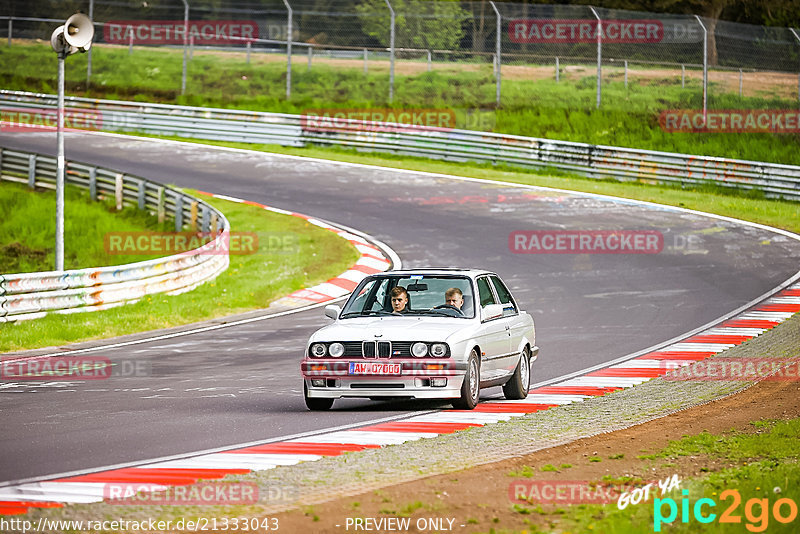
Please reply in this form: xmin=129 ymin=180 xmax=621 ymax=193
xmin=281 ymin=0 xmax=292 ymax=99
xmin=490 ymin=1 xmax=501 ymax=107
xmin=695 ymin=15 xmax=708 ymax=122
xmin=427 ymin=49 xmax=431 ymax=72
xmin=157 ymin=187 xmax=165 ymax=223
xmin=385 ymin=0 xmax=395 ymax=102
xmin=175 ymin=195 xmax=184 ymax=231
xmin=364 ymin=48 xmax=368 ymax=75
xmin=89 ymin=167 xmax=97 ymax=200
xmin=7 ymin=18 xmax=11 ymax=46
xmin=137 ymin=179 xmax=146 ymax=210
xmin=681 ymin=64 xmax=685 ymax=88
xmin=128 ymin=26 xmax=133 ymax=56
xmin=28 ymin=154 xmax=36 ymax=189
xmin=201 ymin=206 xmax=210 ymax=232
xmin=55 ymin=52 xmax=65 ymax=272
xmin=791 ymin=29 xmax=800 ymax=105
xmin=181 ymin=0 xmax=189 ymax=95
xmin=739 ymin=69 xmax=743 ymax=97
xmin=308 ymin=45 xmax=312 ymax=71
xmin=190 ymin=201 xmax=198 ymax=231
xmin=556 ymin=57 xmax=559 ymax=82
xmin=87 ymin=0 xmax=94 ymax=85
xmin=115 ymin=173 xmax=124 ymax=211
xmin=246 ymin=40 xmax=251 ymax=64
xmin=189 ymin=34 xmax=194 ymax=60
xmin=590 ymin=6 xmax=602 ymax=109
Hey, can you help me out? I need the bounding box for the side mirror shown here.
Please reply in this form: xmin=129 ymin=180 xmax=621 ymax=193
xmin=481 ymin=303 xmax=504 ymax=321
xmin=324 ymin=305 xmax=341 ymax=320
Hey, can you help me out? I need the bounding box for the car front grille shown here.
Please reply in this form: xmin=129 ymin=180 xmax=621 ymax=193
xmin=339 ymin=341 xmax=415 ymax=358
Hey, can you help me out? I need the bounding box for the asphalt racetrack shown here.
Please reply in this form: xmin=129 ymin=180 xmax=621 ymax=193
xmin=2 ymin=131 xmax=799 ymax=484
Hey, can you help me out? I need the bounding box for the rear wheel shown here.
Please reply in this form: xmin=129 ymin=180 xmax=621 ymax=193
xmin=452 ymin=349 xmax=480 ymax=410
xmin=503 ymin=347 xmax=531 ymax=400
xmin=304 ymin=382 xmax=334 ymax=411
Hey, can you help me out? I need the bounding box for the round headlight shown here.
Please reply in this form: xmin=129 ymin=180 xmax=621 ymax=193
xmin=328 ymin=342 xmax=345 ymax=358
xmin=411 ymin=342 xmax=428 ymax=358
xmin=310 ymin=343 xmax=327 ymax=357
xmin=431 ymin=343 xmax=447 ymax=357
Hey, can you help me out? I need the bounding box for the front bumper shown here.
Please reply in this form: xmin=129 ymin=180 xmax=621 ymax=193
xmin=301 ymin=359 xmax=467 ymax=399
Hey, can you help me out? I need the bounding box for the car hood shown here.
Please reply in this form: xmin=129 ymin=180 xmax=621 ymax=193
xmin=309 ymin=316 xmax=475 ymax=343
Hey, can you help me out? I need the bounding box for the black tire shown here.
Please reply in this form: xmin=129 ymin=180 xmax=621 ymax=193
xmin=503 ymin=347 xmax=531 ymax=400
xmin=304 ymin=382 xmax=334 ymax=411
xmin=452 ymin=349 xmax=480 ymax=410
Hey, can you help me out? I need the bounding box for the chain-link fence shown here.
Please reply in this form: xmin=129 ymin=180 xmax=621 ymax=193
xmin=2 ymin=1 xmax=800 ymax=124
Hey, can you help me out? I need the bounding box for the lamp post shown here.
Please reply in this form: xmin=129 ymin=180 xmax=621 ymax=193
xmin=50 ymin=13 xmax=94 ymax=272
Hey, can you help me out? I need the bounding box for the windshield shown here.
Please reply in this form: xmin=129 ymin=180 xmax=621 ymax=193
xmin=341 ymin=275 xmax=475 ymax=318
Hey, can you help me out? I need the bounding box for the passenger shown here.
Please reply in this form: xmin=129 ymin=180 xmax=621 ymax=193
xmin=390 ymin=286 xmax=409 ymax=313
xmin=444 ymin=287 xmax=464 ymax=310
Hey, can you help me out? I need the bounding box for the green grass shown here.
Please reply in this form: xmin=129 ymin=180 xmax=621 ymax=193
xmin=553 ymin=417 xmax=800 ymax=533
xmin=0 ymin=188 xmax=360 ymax=352
xmin=0 ymin=180 xmax=172 ymax=273
xmin=2 ymin=41 xmax=799 ymax=165
xmin=138 ymin=137 xmax=800 ymax=235
xmin=508 ymin=466 xmax=537 ymax=478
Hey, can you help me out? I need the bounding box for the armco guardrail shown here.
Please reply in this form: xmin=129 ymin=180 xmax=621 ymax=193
xmin=1 ymin=90 xmax=799 ymax=201
xmin=0 ymin=147 xmax=229 ymax=322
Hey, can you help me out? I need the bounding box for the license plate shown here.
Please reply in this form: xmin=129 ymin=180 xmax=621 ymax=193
xmin=349 ymin=362 xmax=401 ymax=375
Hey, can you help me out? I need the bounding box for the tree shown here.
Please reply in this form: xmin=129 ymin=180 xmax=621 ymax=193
xmin=356 ymin=0 xmax=469 ymax=51
xmin=466 ymin=0 xmax=492 ymax=54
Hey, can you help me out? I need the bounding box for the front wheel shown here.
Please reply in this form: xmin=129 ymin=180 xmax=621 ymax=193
xmin=503 ymin=347 xmax=531 ymax=400
xmin=452 ymin=349 xmax=480 ymax=410
xmin=304 ymin=382 xmax=334 ymax=411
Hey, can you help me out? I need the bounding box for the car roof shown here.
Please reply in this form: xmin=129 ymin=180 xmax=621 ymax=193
xmin=380 ymin=268 xmax=496 ymax=278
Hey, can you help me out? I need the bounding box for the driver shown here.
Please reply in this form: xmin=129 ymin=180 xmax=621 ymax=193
xmin=389 ymin=286 xmax=409 ymax=313
xmin=444 ymin=287 xmax=464 ymax=310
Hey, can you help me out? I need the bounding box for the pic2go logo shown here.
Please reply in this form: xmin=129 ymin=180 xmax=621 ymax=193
xmin=654 ymin=489 xmax=798 ymax=532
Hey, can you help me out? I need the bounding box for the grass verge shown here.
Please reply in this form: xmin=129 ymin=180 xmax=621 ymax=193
xmin=544 ymin=417 xmax=800 ymax=533
xmin=0 ymin=187 xmax=360 ymax=353
xmin=2 ymin=41 xmax=799 ymax=165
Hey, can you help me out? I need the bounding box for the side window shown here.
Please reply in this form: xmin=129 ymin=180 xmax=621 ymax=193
xmin=490 ymin=276 xmax=518 ymax=316
xmin=476 ymin=277 xmax=496 ymax=308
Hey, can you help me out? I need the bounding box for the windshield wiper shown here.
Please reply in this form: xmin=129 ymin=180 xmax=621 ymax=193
xmin=341 ymin=310 xmax=392 ymax=318
xmin=424 ymin=309 xmax=466 ymax=317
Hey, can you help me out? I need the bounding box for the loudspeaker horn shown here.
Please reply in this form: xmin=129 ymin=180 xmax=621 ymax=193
xmin=63 ymin=13 xmax=94 ymax=52
xmin=50 ymin=26 xmax=69 ymax=54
